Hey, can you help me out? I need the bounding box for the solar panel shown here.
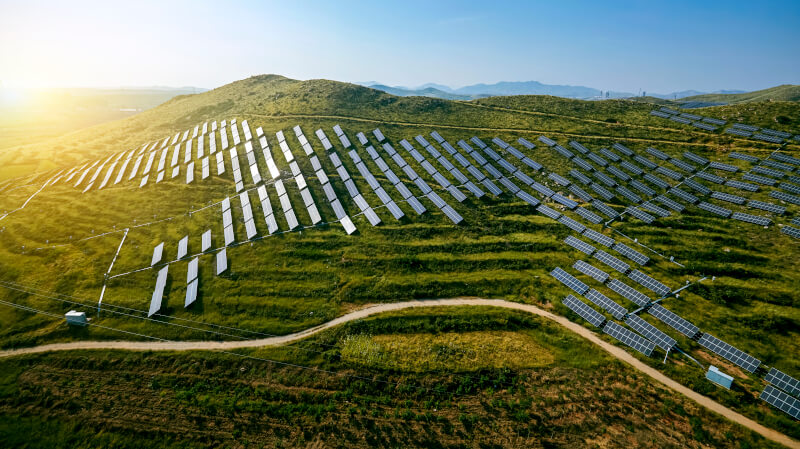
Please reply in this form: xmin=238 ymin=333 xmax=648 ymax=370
xmin=562 ymin=295 xmax=606 ymax=327
xmin=574 ymin=206 xmax=603 ymax=224
xmin=692 ymin=122 xmax=717 ymax=132
xmin=585 ymin=289 xmax=627 ymax=319
xmin=551 ymin=267 xmax=589 ymax=295
xmin=612 ymin=242 xmax=649 ymax=265
xmin=441 ymin=205 xmax=464 ymax=224
xmin=151 ymin=243 xmax=163 ymax=266
xmin=177 ymin=236 xmax=188 ymax=259
xmin=640 ymin=202 xmax=670 ymax=218
xmin=599 ymin=148 xmax=621 ymax=162
xmin=726 ymin=179 xmax=759 ymax=192
xmin=538 ymin=136 xmax=557 ymax=146
xmin=625 ymin=314 xmax=676 ymax=351
xmin=684 ymin=151 xmax=709 ymax=165
xmin=518 ymin=137 xmax=536 ymax=149
xmin=695 ymin=171 xmax=725 ymax=184
xmin=726 ymin=128 xmax=752 ymax=137
xmin=569 ymin=185 xmax=594 ymax=202
xmin=612 ymin=143 xmax=634 ymax=156
xmin=223 ymin=224 xmax=235 ymax=246
xmin=732 ymin=123 xmax=759 ymax=132
xmin=625 ymin=206 xmax=655 ymax=224
xmin=552 ymin=193 xmax=578 ymax=209
xmin=670 ymin=158 xmax=696 ymax=173
xmin=629 ymin=180 xmax=656 ymax=197
xmin=186 ymin=257 xmax=199 ymax=283
xmin=569 ymin=169 xmax=592 ymax=185
xmin=669 ymin=116 xmax=692 ymax=125
xmin=516 ymin=190 xmax=540 ymax=207
xmin=765 ymin=368 xmax=800 ymax=398
xmin=731 ymin=212 xmax=771 ymax=226
xmin=593 ymin=249 xmax=630 ymax=274
xmin=633 ymin=155 xmax=658 ymax=170
xmin=698 ymin=333 xmax=761 ymax=373
xmin=669 ymin=187 xmax=698 ymax=204
xmin=647 ymin=303 xmax=699 ymax=338
xmin=760 ymin=385 xmax=800 ymax=419
xmin=654 ymin=195 xmax=685 ymax=212
xmin=148 ymin=266 xmax=169 ymax=317
xmin=587 ymin=152 xmax=609 ymax=167
xmin=607 ymin=279 xmax=650 ymax=306
xmin=781 ymin=225 xmax=800 ymax=239
xmin=582 ymin=229 xmax=614 ymax=247
xmin=617 ymin=187 xmax=642 ymax=204
xmin=564 ymin=236 xmax=596 ymax=255
xmin=549 ymin=173 xmax=571 ymax=186
xmin=573 ymin=157 xmax=596 ymax=172
xmin=683 ymin=179 xmax=711 ymax=195
xmin=747 ymin=200 xmax=784 ymax=214
xmin=553 ymin=145 xmax=574 ymax=159
xmin=754 ymin=133 xmax=784 ymax=144
xmin=646 ymin=147 xmax=669 ymax=160
xmin=709 ymin=161 xmax=739 ymax=172
xmin=771 ymin=191 xmax=800 ymax=205
xmin=761 ymin=160 xmax=793 ymax=172
xmin=620 ymin=161 xmax=644 ymax=176
xmin=780 ymin=182 xmax=800 ymax=195
xmin=729 ymin=152 xmax=759 ymax=163
xmin=607 ymin=165 xmax=631 ymax=182
xmin=201 ymin=230 xmax=211 ymax=252
xmin=593 ymin=171 xmax=616 ymax=187
xmin=573 ymin=260 xmax=609 ymax=283
xmin=591 ymin=200 xmax=619 ymax=219
xmin=772 ymin=153 xmax=800 ymax=166
xmin=628 ymin=269 xmax=670 ymax=296
xmin=650 ymin=110 xmax=671 ymax=119
xmin=568 ymin=141 xmax=589 ymax=154
xmin=537 ymin=204 xmax=561 ymax=220
xmin=643 ymin=173 xmax=671 ymax=190
xmin=655 ymin=166 xmax=683 ymax=181
xmin=603 ymin=321 xmax=655 ymax=357
xmin=710 ymin=191 xmax=746 ymax=205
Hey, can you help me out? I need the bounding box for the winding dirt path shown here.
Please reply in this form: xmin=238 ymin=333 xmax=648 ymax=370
xmin=1 ymin=298 xmax=797 ymax=448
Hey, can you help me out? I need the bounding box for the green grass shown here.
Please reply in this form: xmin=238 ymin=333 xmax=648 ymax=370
xmin=0 ymin=307 xmax=785 ymax=448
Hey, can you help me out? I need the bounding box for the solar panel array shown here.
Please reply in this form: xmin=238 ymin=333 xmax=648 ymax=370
xmin=625 ymin=314 xmax=676 ymax=351
xmin=562 ymin=295 xmax=606 ymax=327
xmin=603 ymin=321 xmax=655 ymax=357
xmin=760 ymin=385 xmax=800 ymax=419
xmin=612 ymin=242 xmax=649 ymax=265
xmin=367 ymin=134 xmax=428 ymax=216
xmin=697 ymin=201 xmax=732 ymax=218
xmin=564 ymin=236 xmax=596 ymax=256
xmin=551 ymin=267 xmax=589 ymax=295
xmin=628 ymin=269 xmax=671 ymax=296
xmin=585 ymin=289 xmax=627 ymax=319
xmin=607 ymin=278 xmax=650 ymax=306
xmin=593 ymin=250 xmax=630 ymax=274
xmin=573 ymin=260 xmax=609 ymax=283
xmin=149 ymin=266 xmax=169 ymax=317
xmin=647 ymin=303 xmax=699 ymax=339
xmin=731 ymin=212 xmax=771 ymax=226
xmin=765 ymin=368 xmax=800 ymax=398
xmin=698 ymin=333 xmax=761 ymax=373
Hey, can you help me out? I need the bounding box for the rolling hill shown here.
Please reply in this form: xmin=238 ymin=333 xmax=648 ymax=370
xmin=1 ymin=74 xmax=799 ymax=448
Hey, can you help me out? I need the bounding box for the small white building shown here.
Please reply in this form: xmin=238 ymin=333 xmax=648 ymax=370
xmin=706 ymin=365 xmax=733 ymax=389
xmin=65 ymin=310 xmax=87 ymax=326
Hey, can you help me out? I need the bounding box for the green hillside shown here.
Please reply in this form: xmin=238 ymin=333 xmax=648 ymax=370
xmin=1 ymin=75 xmax=799 ymax=447
xmin=631 ymin=84 xmax=800 ymax=108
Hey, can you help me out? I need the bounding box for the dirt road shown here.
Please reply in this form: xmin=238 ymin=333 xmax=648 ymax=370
xmin=1 ymin=298 xmax=797 ymax=448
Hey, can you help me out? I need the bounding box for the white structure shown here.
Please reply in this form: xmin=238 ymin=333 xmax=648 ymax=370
xmin=706 ymin=365 xmax=734 ymax=389
xmin=65 ymin=310 xmax=87 ymax=326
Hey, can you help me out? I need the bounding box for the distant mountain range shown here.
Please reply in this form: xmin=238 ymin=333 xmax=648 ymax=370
xmin=355 ymin=80 xmax=749 ymax=101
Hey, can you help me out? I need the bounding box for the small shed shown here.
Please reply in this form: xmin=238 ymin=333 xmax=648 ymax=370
xmin=65 ymin=310 xmax=87 ymax=327
xmin=706 ymin=365 xmax=733 ymax=389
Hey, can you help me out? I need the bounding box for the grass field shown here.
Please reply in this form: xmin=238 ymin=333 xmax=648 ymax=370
xmin=0 ymin=307 xmax=786 ymax=448
xmin=0 ymin=75 xmax=798 ymax=446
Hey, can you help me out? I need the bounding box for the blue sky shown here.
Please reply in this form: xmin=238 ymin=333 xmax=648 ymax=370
xmin=1 ymin=0 xmax=798 ymax=93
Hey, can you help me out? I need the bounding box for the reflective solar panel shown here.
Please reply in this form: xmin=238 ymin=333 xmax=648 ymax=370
xmin=670 ymin=158 xmax=696 ymax=173
xmin=607 ymin=279 xmax=650 ymax=306
xmin=629 ymin=180 xmax=656 ymax=197
xmin=585 ymin=289 xmax=627 ymax=319
xmin=148 ymin=266 xmax=169 ymax=317
xmin=569 ymin=185 xmax=594 ymax=202
xmin=603 ymin=321 xmax=655 ymax=357
xmin=683 ymin=151 xmax=709 ymax=165
xmin=617 ymin=187 xmax=642 ymax=204
xmin=643 ymin=173 xmax=671 ymax=189
xmin=683 ymin=179 xmax=711 ymax=195
xmin=709 ymin=161 xmax=739 ymax=172
xmin=549 ymin=172 xmax=571 ymax=186
xmin=177 ymin=236 xmax=188 ymax=259
xmin=607 ymin=165 xmax=631 ymax=182
xmin=516 ymin=190 xmax=540 ymax=206
xmin=593 ymin=171 xmax=616 ymax=187
xmin=612 ymin=242 xmax=649 ymax=265
xmin=729 ymin=152 xmax=759 ymax=163
xmin=731 ymin=212 xmax=771 ymax=226
xmin=633 ymin=155 xmax=658 ymax=170
xmin=599 ymin=148 xmax=621 ymax=162
xmin=151 ymin=243 xmax=163 ymax=266
xmin=551 ymin=267 xmax=589 ymax=295
xmin=771 ymin=191 xmax=800 ymax=205
xmin=626 ymin=206 xmax=655 ymax=224
xmin=647 ymin=303 xmax=699 ymax=339
xmin=518 ymin=137 xmax=536 ymax=149
xmin=582 ymin=229 xmax=614 ymax=247
xmin=780 ymin=182 xmax=800 ymax=195
xmin=612 ymin=143 xmax=634 ymax=156
xmin=587 ymin=152 xmax=609 ymax=167
xmin=781 ymin=225 xmax=800 ymax=239
xmin=553 ymin=145 xmax=574 ymax=159
xmin=564 ymin=235 xmax=596 ymax=255
xmin=537 ymin=204 xmax=561 ymax=220
xmin=569 ymin=169 xmax=592 ymax=185
xmin=568 ymin=141 xmax=590 ymax=154
xmin=628 ymin=269 xmax=670 ymax=296
xmin=747 ymin=200 xmax=784 ymax=214
xmin=625 ymin=314 xmax=676 ymax=351
xmin=538 ymin=136 xmax=557 ymax=146
xmin=573 ymin=157 xmax=594 ymax=171
xmin=698 ymin=333 xmax=761 ymax=373
xmin=760 ymin=385 xmax=800 ymax=419
xmin=655 ymin=166 xmax=683 ymax=181
xmin=552 ymin=193 xmax=578 ymax=209
xmin=765 ymin=368 xmax=800 ymax=398
xmin=726 ymin=179 xmax=759 ymax=192
xmin=760 ymin=161 xmax=792 ymax=173
xmin=646 ymin=147 xmax=669 ymax=160
xmin=620 ymin=161 xmax=643 ymax=176
xmin=710 ymin=191 xmax=746 ymax=205
xmin=669 ymin=187 xmax=698 ymax=204
xmin=640 ymin=202 xmax=670 ymax=218
xmin=696 ymin=172 xmax=725 ymax=184
xmin=591 ymin=200 xmax=619 ymax=219
xmin=593 ymin=249 xmax=630 ymax=274
xmin=654 ymin=195 xmax=685 ymax=212
xmin=574 ymin=206 xmax=603 ymax=224
xmin=772 ymin=153 xmax=800 ymax=166
xmin=573 ymin=260 xmax=609 ymax=283
xmin=563 ymin=295 xmax=606 ymax=327
xmin=441 ymin=204 xmax=464 ymax=224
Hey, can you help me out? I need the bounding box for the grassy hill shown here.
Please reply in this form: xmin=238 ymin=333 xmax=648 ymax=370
xmin=0 ymin=74 xmax=799 ymax=447
xmin=631 ymin=85 xmax=800 ymax=109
